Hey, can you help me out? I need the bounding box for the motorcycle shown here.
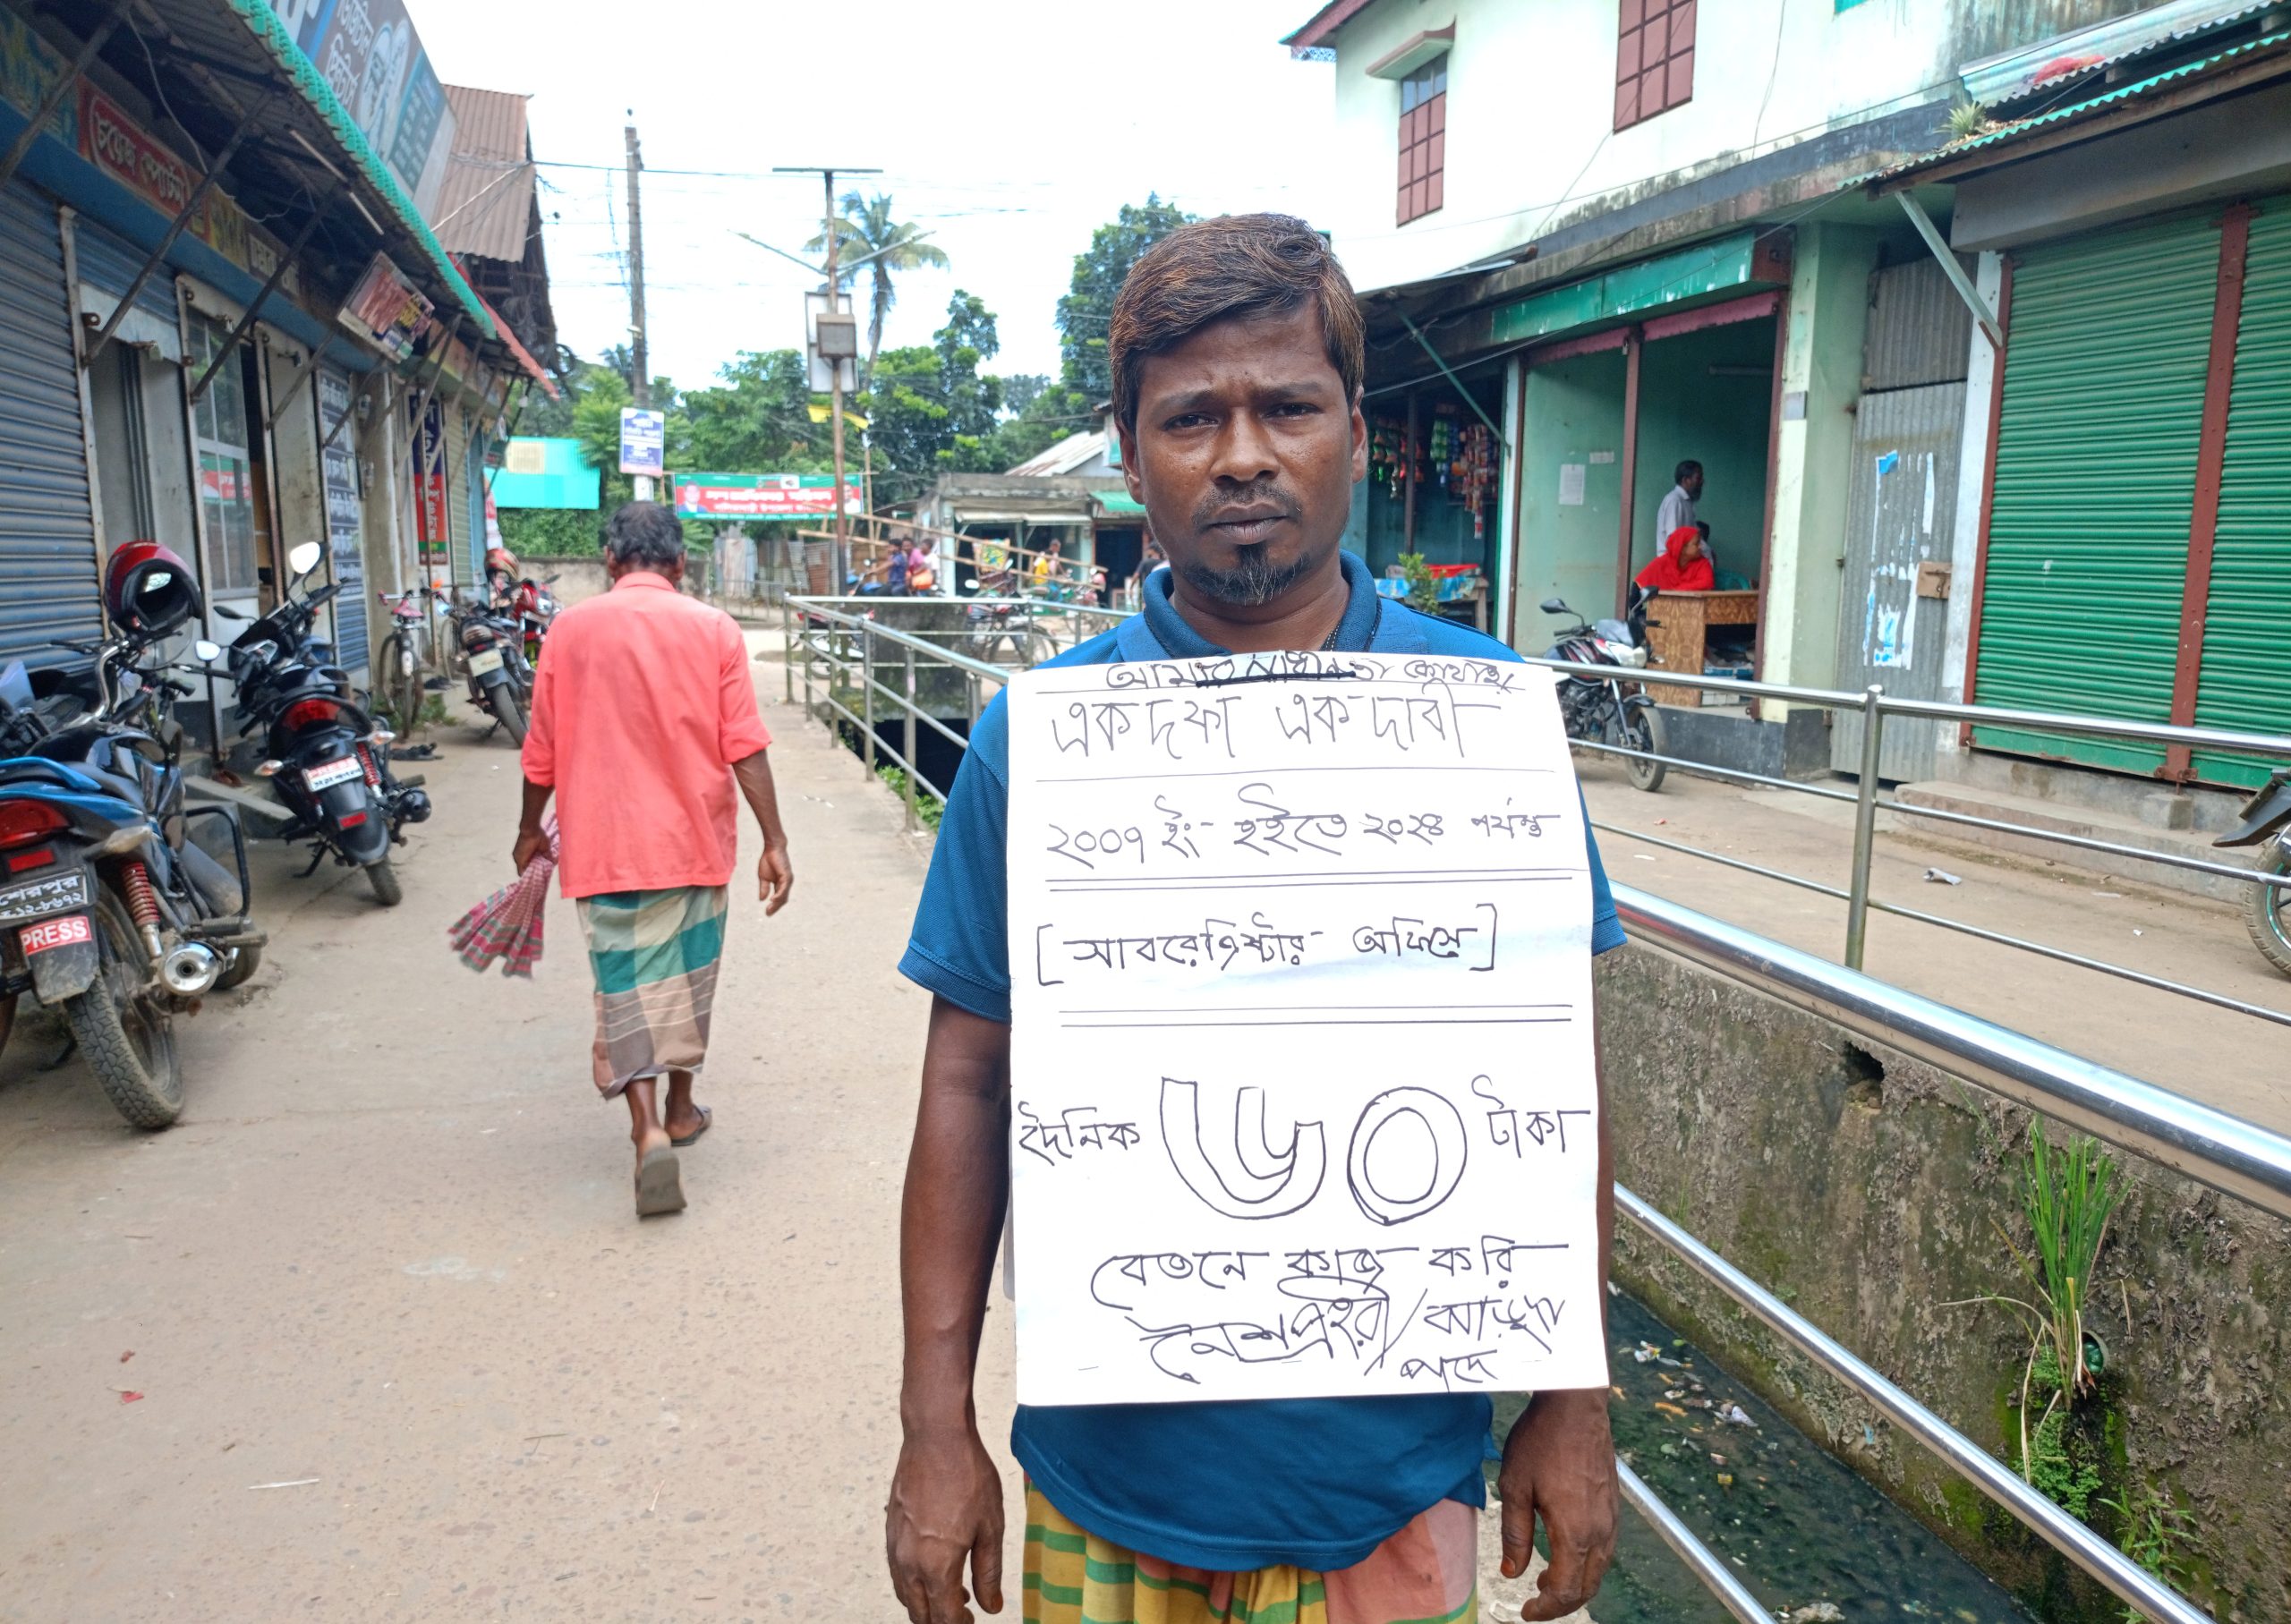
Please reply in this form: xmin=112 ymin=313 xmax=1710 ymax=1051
xmin=0 ymin=542 xmax=266 ymax=1127
xmin=450 ymin=590 xmax=533 ymax=744
xmin=225 ymin=541 xmax=431 ymax=906
xmin=512 ymin=574 xmax=558 ymax=667
xmin=1540 ymin=588 xmax=1668 ymax=793
xmin=2214 ymin=769 xmax=2291 ymax=978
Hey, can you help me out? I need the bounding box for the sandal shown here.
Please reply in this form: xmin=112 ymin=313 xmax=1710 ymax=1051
xmin=634 ymin=1144 xmax=686 ymax=1217
xmin=671 ymin=1105 xmax=712 ymax=1148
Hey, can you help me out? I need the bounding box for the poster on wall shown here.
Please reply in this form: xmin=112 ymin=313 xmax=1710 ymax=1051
xmin=340 ymin=253 xmax=432 ymax=362
xmin=1002 ymin=653 xmax=1608 ymax=1407
xmin=319 ymin=370 xmax=364 ymax=609
xmin=264 ymin=0 xmax=458 ymax=215
xmin=409 ymin=395 xmax=449 ymax=560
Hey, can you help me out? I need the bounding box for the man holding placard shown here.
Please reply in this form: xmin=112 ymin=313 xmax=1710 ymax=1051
xmin=887 ymin=217 xmax=1628 ymax=1624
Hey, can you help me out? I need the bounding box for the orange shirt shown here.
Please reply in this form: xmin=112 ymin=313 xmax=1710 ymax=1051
xmin=521 ymin=572 xmax=772 ymax=898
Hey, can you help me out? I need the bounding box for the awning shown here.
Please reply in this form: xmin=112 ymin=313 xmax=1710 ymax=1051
xmin=1093 ymin=493 xmax=1147 ymax=517
xmin=473 ymin=285 xmax=560 ymax=400
xmin=947 ymin=508 xmax=1093 ymax=526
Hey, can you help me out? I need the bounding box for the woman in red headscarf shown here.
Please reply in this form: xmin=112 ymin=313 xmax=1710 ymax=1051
xmin=1637 ymin=525 xmax=1716 ymax=592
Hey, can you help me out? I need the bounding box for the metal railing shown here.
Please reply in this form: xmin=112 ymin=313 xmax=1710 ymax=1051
xmin=1532 ymin=657 xmax=2291 ymax=1030
xmin=771 ymin=600 xmax=2278 ymax=1621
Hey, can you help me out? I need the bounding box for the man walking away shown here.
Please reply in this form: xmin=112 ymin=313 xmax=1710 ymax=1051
xmin=515 ymin=502 xmax=795 ymax=1218
xmin=1655 ymin=460 xmax=1701 ymax=558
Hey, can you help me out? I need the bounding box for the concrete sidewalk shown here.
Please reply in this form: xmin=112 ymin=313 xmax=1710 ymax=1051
xmin=1579 ymin=755 xmax=2291 ymax=1133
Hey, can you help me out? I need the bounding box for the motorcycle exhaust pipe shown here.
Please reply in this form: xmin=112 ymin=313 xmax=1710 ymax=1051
xmin=158 ymin=941 xmax=222 ymax=998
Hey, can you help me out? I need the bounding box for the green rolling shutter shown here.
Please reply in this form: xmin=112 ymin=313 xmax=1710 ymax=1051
xmin=2193 ymin=199 xmax=2291 ymax=788
xmin=1972 ymin=213 xmax=2221 ymax=774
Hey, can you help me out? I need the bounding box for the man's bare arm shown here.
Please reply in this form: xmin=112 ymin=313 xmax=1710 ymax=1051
xmin=732 ymin=748 xmax=794 ymax=914
xmin=513 ymin=779 xmax=554 ymax=872
xmin=886 ymin=998 xmax=1011 ymax=1624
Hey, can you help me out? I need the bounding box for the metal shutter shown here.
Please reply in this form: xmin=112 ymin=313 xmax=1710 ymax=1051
xmin=71 ymin=217 xmax=182 ymax=360
xmin=0 ymin=183 xmax=103 ymax=669
xmin=1972 ymin=211 xmax=2221 ymax=774
xmin=2192 ymin=196 xmax=2291 ymax=787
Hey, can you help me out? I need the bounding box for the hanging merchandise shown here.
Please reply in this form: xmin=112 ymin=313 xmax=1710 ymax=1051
xmin=1368 ymin=417 xmax=1411 ymax=492
xmin=1452 ymin=422 xmax=1499 ymax=539
xmin=1429 ymin=408 xmax=1455 ymax=491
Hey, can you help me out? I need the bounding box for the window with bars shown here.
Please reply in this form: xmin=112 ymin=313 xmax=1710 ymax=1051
xmin=1397 ymin=54 xmax=1446 ymax=226
xmin=1615 ymin=0 xmax=1695 ymax=132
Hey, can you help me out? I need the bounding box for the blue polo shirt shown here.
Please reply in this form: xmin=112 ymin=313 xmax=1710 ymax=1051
xmin=899 ymin=551 xmax=1627 ymax=1572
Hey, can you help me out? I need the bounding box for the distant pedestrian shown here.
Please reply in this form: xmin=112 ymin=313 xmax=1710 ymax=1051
xmin=515 ymin=502 xmax=795 ymax=1219
xmin=1655 ymin=460 xmax=1701 ymax=554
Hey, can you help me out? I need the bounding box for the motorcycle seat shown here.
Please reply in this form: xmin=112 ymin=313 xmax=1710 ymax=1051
xmin=0 ymin=755 xmax=101 ymax=793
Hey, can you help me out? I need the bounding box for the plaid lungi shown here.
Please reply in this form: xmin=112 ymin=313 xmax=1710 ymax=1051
xmin=1023 ymin=1485 xmax=1478 ymax=1624
xmin=576 ymin=885 xmax=728 ymax=1098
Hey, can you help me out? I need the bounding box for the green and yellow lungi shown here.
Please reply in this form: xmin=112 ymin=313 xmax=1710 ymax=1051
xmin=575 ymin=885 xmax=728 ymax=1097
xmin=1023 ymin=1485 xmax=1478 ymax=1624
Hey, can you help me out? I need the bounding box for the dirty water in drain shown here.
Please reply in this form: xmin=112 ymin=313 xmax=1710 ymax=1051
xmin=1491 ymin=1292 xmax=2031 ymax=1624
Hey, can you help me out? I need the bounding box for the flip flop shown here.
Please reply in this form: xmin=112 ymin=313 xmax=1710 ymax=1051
xmin=671 ymin=1105 xmax=712 ymax=1148
xmin=634 ymin=1144 xmax=686 ymax=1217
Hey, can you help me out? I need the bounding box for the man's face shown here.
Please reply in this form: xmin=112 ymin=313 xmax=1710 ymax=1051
xmin=1119 ymin=306 xmax=1367 ymax=609
xmin=1683 ymin=468 xmax=1705 ymax=499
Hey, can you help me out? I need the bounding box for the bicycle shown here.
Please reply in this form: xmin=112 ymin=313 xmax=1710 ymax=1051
xmin=373 ymin=584 xmax=450 ymax=739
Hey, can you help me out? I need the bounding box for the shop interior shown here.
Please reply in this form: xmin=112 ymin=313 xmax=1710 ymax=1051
xmin=1350 ymin=363 xmax=1507 ymax=632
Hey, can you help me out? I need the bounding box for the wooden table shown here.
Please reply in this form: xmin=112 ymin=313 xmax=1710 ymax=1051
xmin=1643 ymin=589 xmax=1759 ymax=706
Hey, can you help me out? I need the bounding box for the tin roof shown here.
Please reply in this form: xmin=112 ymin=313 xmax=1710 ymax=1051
xmin=434 ymin=87 xmax=536 ymax=265
xmin=1006 ymin=430 xmax=1111 ymax=477
xmin=1865 ymin=29 xmax=2291 ymax=189
xmin=1960 ymin=0 xmax=2272 ymax=106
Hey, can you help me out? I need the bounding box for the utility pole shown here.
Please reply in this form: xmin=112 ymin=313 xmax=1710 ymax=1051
xmin=774 ymin=164 xmax=879 ymax=589
xmin=625 ymin=116 xmax=652 ymax=500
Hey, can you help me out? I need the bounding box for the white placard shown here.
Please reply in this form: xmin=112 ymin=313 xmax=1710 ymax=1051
xmin=1558 ymin=463 xmax=1588 ymax=506
xmin=1006 ymin=652 xmax=1606 ymax=1407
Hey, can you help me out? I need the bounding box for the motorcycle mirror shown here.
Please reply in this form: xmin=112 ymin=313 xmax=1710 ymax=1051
xmin=192 ymin=639 xmax=223 ymax=663
xmin=287 ymin=541 xmax=323 ymax=577
xmin=1538 ymin=597 xmax=1569 ymax=616
xmin=211 ymin=603 xmax=249 ymax=621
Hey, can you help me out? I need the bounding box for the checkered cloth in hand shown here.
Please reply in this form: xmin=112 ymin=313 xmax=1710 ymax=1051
xmin=448 ymin=818 xmax=558 ymax=978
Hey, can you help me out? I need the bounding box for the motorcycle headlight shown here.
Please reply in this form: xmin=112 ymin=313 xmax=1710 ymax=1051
xmin=1595 ymin=640 xmax=1648 ymax=667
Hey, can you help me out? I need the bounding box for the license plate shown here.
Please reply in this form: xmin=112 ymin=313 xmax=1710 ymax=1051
xmin=304 ymin=756 xmax=362 ymax=791
xmin=467 ymin=648 xmax=505 ymax=676
xmin=20 ymin=914 xmax=90 ymax=955
xmin=0 ymin=868 xmax=87 ymax=925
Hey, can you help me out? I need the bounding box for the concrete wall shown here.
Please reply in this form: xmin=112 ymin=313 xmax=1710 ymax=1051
xmin=1597 ymin=945 xmax=2290 ymax=1623
xmin=1519 ymin=348 xmax=1629 ymax=627
xmin=1314 ymin=0 xmax=2146 ymax=294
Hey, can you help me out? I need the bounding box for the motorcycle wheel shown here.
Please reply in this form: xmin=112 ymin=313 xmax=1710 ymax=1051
xmin=1614 ymin=701 xmax=1668 ymax=793
xmin=213 ymin=941 xmax=262 ymax=992
xmin=365 ymin=858 xmax=403 ymax=907
xmin=65 ymin=890 xmax=183 ymax=1129
xmin=2247 ymin=843 xmax=2291 ymax=980
xmin=490 ymin=685 xmax=528 ymax=746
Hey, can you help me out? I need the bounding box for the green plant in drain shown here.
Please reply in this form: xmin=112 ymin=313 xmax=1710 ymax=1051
xmin=1947 ymin=1122 xmax=2121 ymax=1513
xmin=2096 ymin=1480 xmax=2199 ymax=1624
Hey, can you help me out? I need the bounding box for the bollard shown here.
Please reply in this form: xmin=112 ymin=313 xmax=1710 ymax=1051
xmin=902 ymin=643 xmax=919 ymax=832
xmin=1844 ymin=685 xmax=1885 ymax=971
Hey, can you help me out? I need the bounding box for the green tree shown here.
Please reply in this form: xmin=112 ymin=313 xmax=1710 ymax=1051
xmin=1056 ymin=194 xmax=1195 ymax=401
xmin=864 ymin=290 xmax=1009 ymax=501
xmin=807 ymin=191 xmax=950 ymax=395
xmin=680 ymin=350 xmax=829 ymax=474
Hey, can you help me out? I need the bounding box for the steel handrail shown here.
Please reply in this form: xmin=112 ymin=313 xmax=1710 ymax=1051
xmin=1617 ymin=1187 xmax=2210 ymax=1624
xmin=1614 ymin=883 xmax=2291 ymax=1220
xmin=1614 ymin=1458 xmax=1770 ymax=1624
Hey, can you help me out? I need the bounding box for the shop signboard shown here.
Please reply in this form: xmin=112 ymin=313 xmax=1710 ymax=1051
xmin=265 ymin=0 xmax=457 ymax=216
xmin=339 ymin=253 xmax=432 ymax=361
xmin=618 ymin=408 xmax=666 ymax=476
xmin=319 ymin=370 xmax=364 ymax=600
xmin=672 ymin=473 xmax=859 ymax=521
xmin=409 ymin=395 xmax=449 ymax=559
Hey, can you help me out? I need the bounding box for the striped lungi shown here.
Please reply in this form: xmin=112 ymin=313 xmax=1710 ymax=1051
xmin=575 ymin=885 xmax=728 ymax=1097
xmin=1023 ymin=1485 xmax=1478 ymax=1624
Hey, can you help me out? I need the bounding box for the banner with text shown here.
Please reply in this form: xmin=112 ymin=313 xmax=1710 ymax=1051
xmin=672 ymin=473 xmax=859 ymax=521
xmin=1006 ymin=652 xmax=1606 ymax=1407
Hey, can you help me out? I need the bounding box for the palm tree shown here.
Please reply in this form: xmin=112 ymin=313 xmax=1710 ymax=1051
xmin=805 ymin=192 xmax=949 ymax=395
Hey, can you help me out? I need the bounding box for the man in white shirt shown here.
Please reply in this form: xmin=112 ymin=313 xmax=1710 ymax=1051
xmin=1655 ymin=459 xmax=1702 ymax=554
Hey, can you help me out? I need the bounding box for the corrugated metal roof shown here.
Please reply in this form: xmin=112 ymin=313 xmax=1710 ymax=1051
xmin=433 ymin=86 xmax=535 ymax=264
xmin=1006 ymin=430 xmax=1109 ymax=477
xmin=1866 ymin=30 xmax=2291 ymax=187
xmin=1281 ymin=0 xmax=1377 ymax=55
xmin=1961 ymin=0 xmax=2270 ymax=106
xmin=217 ymin=0 xmax=493 ymax=338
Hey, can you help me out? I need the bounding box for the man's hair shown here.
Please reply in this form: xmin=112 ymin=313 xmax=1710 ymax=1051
xmin=1110 ymin=214 xmax=1364 ymax=433
xmin=604 ymin=501 xmax=686 ymax=568
xmin=1675 ymin=459 xmax=1703 ymax=484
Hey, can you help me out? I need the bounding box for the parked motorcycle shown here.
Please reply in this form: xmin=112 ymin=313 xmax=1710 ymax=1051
xmin=0 ymin=541 xmax=266 ymax=1127
xmin=225 ymin=542 xmax=430 ymax=906
xmin=512 ymin=574 xmax=558 ymax=666
xmin=1540 ymin=589 xmax=1667 ymax=792
xmin=2215 ymin=769 xmax=2291 ymax=978
xmin=449 ymin=591 xmax=533 ymax=744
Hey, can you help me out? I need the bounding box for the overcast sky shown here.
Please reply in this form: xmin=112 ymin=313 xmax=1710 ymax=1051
xmin=422 ymin=0 xmax=1336 ymax=395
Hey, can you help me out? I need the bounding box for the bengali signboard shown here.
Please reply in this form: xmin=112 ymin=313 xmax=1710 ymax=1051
xmin=266 ymin=0 xmax=457 ymax=217
xmin=339 ymin=252 xmax=433 ymax=361
xmin=672 ymin=473 xmax=859 ymax=521
xmin=409 ymin=395 xmax=449 ymax=559
xmin=618 ymin=408 xmax=666 ymax=477
xmin=1004 ymin=653 xmax=1607 ymax=1406
xmin=319 ymin=369 xmax=365 ymax=611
